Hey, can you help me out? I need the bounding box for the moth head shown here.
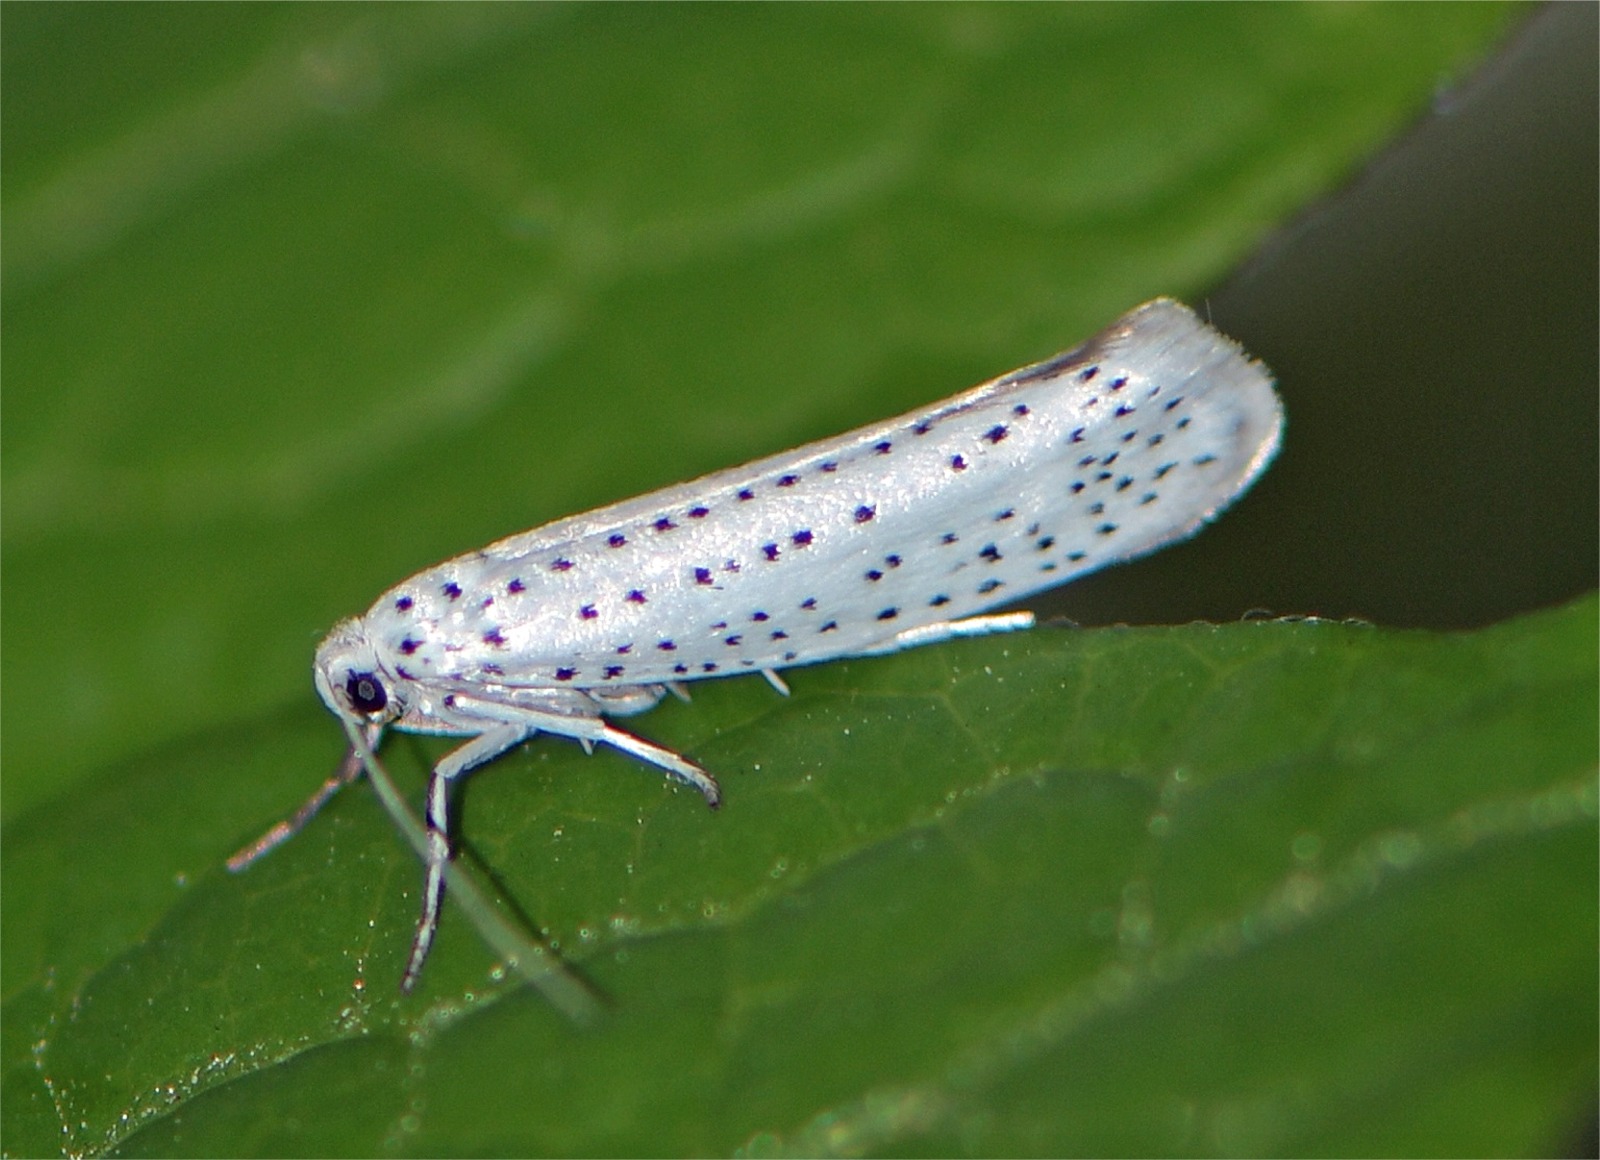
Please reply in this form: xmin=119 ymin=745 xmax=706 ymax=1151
xmin=313 ymin=618 xmax=401 ymax=725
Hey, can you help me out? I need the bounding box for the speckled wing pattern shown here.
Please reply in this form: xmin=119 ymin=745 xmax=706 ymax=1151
xmin=234 ymin=297 xmax=1282 ymax=996
xmin=368 ymin=298 xmax=1282 ymax=692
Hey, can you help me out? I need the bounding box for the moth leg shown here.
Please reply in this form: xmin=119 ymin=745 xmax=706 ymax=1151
xmin=585 ymin=719 xmax=721 ymax=808
xmin=760 ymin=669 xmax=791 ymax=696
xmin=227 ymin=744 xmax=365 ymax=872
xmin=402 ymin=722 xmax=532 ymax=992
xmin=397 ymin=698 xmax=722 ymax=987
xmin=452 ymin=696 xmax=721 ymax=808
xmin=856 ymin=611 xmax=1036 ymax=657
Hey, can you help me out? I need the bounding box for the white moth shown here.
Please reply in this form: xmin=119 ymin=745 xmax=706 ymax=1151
xmin=230 ymin=298 xmax=1282 ymax=991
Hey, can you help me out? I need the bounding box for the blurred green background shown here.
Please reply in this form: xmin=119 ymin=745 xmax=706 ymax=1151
xmin=8 ymin=3 xmax=1594 ymax=821
xmin=3 ymin=5 xmax=1594 ymax=1157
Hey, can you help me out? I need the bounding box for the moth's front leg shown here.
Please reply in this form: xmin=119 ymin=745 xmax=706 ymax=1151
xmin=402 ymin=722 xmax=532 ymax=992
xmin=399 ymin=694 xmax=722 ymax=990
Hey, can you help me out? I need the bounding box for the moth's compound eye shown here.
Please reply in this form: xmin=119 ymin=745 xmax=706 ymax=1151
xmin=345 ymin=671 xmax=388 ymax=715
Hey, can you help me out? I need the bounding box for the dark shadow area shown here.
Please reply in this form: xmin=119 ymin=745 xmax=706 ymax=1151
xmin=1056 ymin=3 xmax=1598 ymax=630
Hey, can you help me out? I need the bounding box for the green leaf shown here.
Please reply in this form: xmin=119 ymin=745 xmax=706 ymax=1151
xmin=6 ymin=598 xmax=1595 ymax=1156
xmin=9 ymin=5 xmax=1582 ymax=1158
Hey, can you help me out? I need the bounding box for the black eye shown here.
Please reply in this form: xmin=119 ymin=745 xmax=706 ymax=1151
xmin=345 ymin=671 xmax=388 ymax=714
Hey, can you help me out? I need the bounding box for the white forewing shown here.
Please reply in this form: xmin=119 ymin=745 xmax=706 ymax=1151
xmin=246 ymin=297 xmax=1284 ymax=998
xmin=359 ymin=299 xmax=1281 ymax=692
